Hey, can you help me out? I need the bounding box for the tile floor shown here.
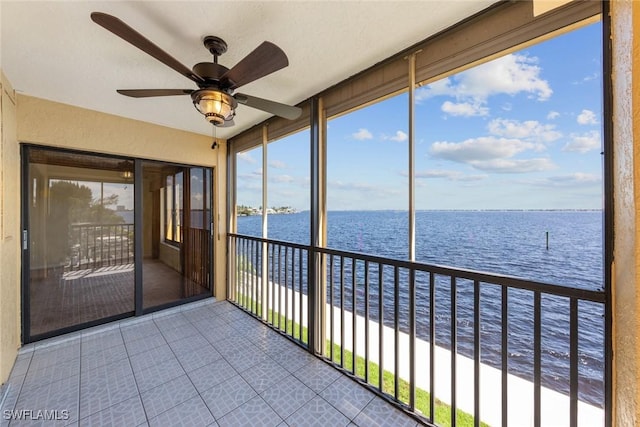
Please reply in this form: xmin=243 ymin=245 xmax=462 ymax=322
xmin=1 ymin=299 xmax=420 ymax=426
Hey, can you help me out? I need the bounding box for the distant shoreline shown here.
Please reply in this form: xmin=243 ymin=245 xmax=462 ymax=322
xmin=237 ymin=208 xmax=602 ymax=214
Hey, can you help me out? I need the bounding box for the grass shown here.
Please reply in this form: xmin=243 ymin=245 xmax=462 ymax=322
xmin=234 ymin=296 xmax=489 ymax=427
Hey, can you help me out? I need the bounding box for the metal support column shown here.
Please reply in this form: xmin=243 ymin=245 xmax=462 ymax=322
xmin=261 ymin=125 xmax=269 ymax=320
xmin=407 ymin=52 xmax=418 ymax=262
xmin=309 ymin=96 xmax=326 ymax=355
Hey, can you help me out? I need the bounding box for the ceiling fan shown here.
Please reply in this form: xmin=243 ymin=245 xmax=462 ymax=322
xmin=91 ymin=12 xmax=302 ymax=127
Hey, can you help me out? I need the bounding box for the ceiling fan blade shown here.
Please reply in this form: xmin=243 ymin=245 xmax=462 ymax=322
xmin=91 ymin=12 xmax=203 ymax=84
xmin=235 ymin=93 xmax=302 ymax=120
xmin=220 ymin=42 xmax=288 ymax=89
xmin=220 ymin=119 xmax=235 ymax=128
xmin=117 ymin=89 xmax=193 ymax=98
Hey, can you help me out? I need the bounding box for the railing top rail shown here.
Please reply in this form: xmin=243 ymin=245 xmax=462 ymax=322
xmin=228 ymin=233 xmax=605 ymax=303
xmin=228 ymin=233 xmax=311 ymax=251
xmin=71 ymin=223 xmax=134 ymax=227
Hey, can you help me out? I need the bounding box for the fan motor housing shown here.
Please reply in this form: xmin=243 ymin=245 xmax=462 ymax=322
xmin=193 ymin=63 xmax=229 ymax=83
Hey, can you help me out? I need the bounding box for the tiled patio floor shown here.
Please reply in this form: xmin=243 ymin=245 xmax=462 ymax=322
xmin=1 ymin=299 xmax=420 ymax=426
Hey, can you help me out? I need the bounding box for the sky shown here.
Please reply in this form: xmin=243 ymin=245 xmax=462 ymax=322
xmin=238 ymin=21 xmax=604 ymax=211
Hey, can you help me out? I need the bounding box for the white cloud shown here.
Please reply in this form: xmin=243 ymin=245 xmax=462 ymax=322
xmin=352 ymin=128 xmax=373 ymax=140
xmin=547 ymin=111 xmax=560 ymax=120
xmin=441 ymin=101 xmax=488 ymax=117
xmin=269 ymin=160 xmax=288 ymax=169
xmin=390 ymin=130 xmax=408 ymax=142
xmin=271 ymin=174 xmax=294 ymax=183
xmin=238 ymin=152 xmax=257 ymax=164
xmin=416 ymin=53 xmax=552 ymax=104
xmin=572 ymin=72 xmax=599 ymax=85
xmin=469 ymin=158 xmax=556 ymax=173
xmin=415 ymin=78 xmax=453 ymax=101
xmin=429 ymin=134 xmax=557 ymax=174
xmin=408 ymin=169 xmax=488 ymax=181
xmin=430 ymin=137 xmax=542 ymax=163
xmin=487 ymin=118 xmax=561 ymax=143
xmin=237 ymin=171 xmax=261 ymax=181
xmin=577 ymin=109 xmax=599 ymax=125
xmin=528 ymin=173 xmax=601 ymax=188
xmin=563 ymin=131 xmax=601 ymax=153
xmin=461 ymin=54 xmax=552 ymax=101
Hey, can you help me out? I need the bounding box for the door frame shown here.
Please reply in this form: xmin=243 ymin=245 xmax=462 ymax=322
xmin=20 ymin=144 xmax=215 ymax=343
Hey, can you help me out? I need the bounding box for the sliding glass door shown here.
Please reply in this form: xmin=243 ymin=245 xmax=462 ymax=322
xmin=24 ymin=147 xmax=136 ymax=338
xmin=22 ymin=146 xmax=213 ymax=341
xmin=141 ymin=161 xmax=212 ymax=309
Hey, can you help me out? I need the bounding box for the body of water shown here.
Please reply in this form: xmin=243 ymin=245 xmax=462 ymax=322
xmin=237 ymin=210 xmax=605 ymax=406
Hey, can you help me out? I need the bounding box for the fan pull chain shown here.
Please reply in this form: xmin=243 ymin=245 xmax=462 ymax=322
xmin=211 ymin=123 xmax=218 ymax=150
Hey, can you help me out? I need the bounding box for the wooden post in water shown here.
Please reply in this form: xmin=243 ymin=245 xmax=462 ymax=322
xmin=546 ymin=231 xmax=549 ymax=250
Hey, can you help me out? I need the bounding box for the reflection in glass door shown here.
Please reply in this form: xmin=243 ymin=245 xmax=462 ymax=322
xmin=25 ymin=147 xmax=135 ymax=338
xmin=141 ymin=162 xmax=212 ymax=309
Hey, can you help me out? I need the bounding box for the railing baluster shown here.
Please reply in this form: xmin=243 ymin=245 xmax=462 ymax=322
xmin=244 ymin=238 xmax=249 ymax=309
xmin=244 ymin=238 xmax=248 ymax=308
xmin=299 ymin=248 xmax=303 ymax=343
xmin=292 ymin=248 xmax=296 ymax=339
xmin=241 ymin=237 xmax=246 ymax=308
xmin=364 ymin=260 xmax=370 ymax=384
xmin=108 ymin=225 xmax=112 ymax=266
xmin=271 ymin=242 xmax=276 ymax=325
xmin=340 ymin=256 xmax=345 ymax=368
xmin=244 ymin=240 xmax=252 ymax=311
xmin=232 ymin=236 xmax=236 ymax=301
xmin=379 ymin=264 xmax=384 ymax=393
xmin=534 ymin=291 xmax=541 ymax=427
xmin=254 ymin=239 xmax=258 ymax=314
xmin=570 ymin=298 xmax=579 ymax=427
xmin=330 ymin=254 xmax=334 ymax=361
xmin=451 ymin=276 xmax=457 ymax=427
xmin=91 ymin=225 xmax=95 ymax=269
xmin=409 ymin=268 xmax=416 ymax=410
xmin=502 ymin=285 xmax=508 ymax=427
xmin=256 ymin=242 xmax=262 ymax=319
xmin=429 ymin=272 xmax=435 ymax=422
xmin=285 ymin=246 xmax=290 ymax=335
xmin=474 ymin=280 xmax=481 ymax=427
xmin=97 ymin=225 xmax=100 ymax=267
xmin=248 ymin=238 xmax=252 ymax=312
xmin=352 ymin=257 xmax=357 ymax=375
xmin=394 ymin=266 xmax=400 ymax=400
xmin=238 ymin=237 xmax=242 ymax=305
xmin=257 ymin=240 xmax=261 ymax=315
xmin=277 ymin=245 xmax=282 ymax=330
xmin=120 ymin=224 xmax=123 ymax=265
xmin=248 ymin=239 xmax=253 ymax=311
xmin=235 ymin=236 xmax=240 ymax=304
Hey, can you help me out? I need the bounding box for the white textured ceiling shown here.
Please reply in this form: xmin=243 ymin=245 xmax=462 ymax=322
xmin=1 ymin=1 xmax=496 ymax=140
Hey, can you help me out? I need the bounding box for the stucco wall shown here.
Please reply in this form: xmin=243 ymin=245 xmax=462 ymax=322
xmin=17 ymin=95 xmax=222 ymax=166
xmin=611 ymin=1 xmax=640 ymax=425
xmin=0 ymin=72 xmax=21 ymax=385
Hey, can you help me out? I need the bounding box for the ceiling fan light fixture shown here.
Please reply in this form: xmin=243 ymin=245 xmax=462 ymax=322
xmin=191 ymin=89 xmax=236 ymax=126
